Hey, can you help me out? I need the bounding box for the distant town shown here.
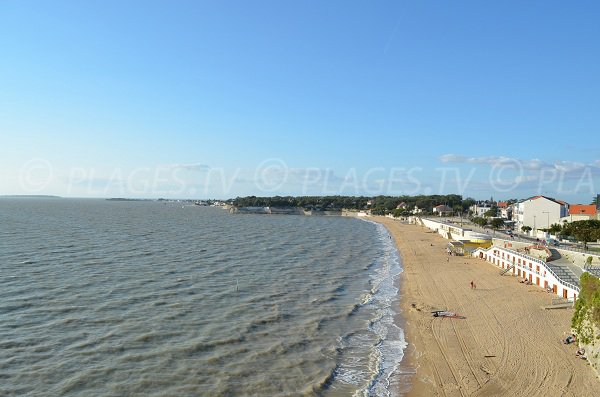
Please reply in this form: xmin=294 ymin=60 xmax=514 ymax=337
xmin=224 ymin=194 xmax=600 ymax=246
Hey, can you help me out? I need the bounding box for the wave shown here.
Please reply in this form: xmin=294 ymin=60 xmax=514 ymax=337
xmin=310 ymin=364 xmax=339 ymax=394
xmin=244 ymin=312 xmax=291 ymax=334
xmin=183 ymin=335 xmax=247 ymax=355
xmin=315 ymin=313 xmax=349 ymax=331
xmin=328 ymin=220 xmax=406 ymax=397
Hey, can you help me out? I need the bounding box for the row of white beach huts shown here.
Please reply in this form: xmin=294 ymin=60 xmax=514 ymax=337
xmin=411 ymin=217 xmax=598 ymax=302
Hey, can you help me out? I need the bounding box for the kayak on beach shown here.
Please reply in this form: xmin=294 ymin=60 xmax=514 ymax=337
xmin=432 ymin=310 xmax=466 ymax=319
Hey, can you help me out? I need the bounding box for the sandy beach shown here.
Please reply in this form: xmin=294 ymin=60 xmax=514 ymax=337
xmin=372 ymin=217 xmax=599 ymax=397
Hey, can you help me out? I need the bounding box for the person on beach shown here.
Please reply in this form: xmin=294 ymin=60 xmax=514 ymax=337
xmin=470 ymin=281 xmax=474 ymax=289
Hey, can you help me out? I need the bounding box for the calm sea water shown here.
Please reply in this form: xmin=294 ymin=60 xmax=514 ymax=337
xmin=0 ymin=199 xmax=406 ymax=397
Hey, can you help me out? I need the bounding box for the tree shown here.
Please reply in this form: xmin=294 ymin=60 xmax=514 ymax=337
xmin=521 ymin=225 xmax=532 ymax=234
xmin=548 ymin=223 xmax=562 ymax=234
xmin=561 ymin=220 xmax=600 ymax=246
xmin=573 ymin=228 xmax=597 ymax=250
xmin=462 ymin=197 xmax=476 ymax=213
xmin=490 ymin=218 xmax=504 ymax=230
xmin=473 ymin=217 xmax=488 ymax=227
xmin=392 ymin=208 xmax=408 ymax=218
xmin=484 ymin=206 xmax=498 ymax=218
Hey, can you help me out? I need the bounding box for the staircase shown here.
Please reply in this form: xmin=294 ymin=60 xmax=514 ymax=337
xmin=545 ymin=248 xmax=582 ymax=287
xmin=499 ymin=263 xmax=515 ymax=276
xmin=545 ymin=261 xmax=580 ymax=288
xmin=584 ymin=264 xmax=600 ymax=278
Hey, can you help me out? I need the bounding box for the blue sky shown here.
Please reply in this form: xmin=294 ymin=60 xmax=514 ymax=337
xmin=1 ymin=1 xmax=599 ymax=202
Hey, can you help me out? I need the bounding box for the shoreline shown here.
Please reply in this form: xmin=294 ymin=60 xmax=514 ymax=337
xmin=370 ymin=216 xmax=599 ymax=396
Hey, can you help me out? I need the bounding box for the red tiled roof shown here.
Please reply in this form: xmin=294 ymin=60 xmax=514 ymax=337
xmin=497 ymin=201 xmax=508 ymax=208
xmin=569 ymin=204 xmax=597 ymax=216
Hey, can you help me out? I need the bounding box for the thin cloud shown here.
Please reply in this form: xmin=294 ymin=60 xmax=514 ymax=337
xmin=439 ymin=154 xmax=596 ymax=174
xmin=168 ymin=163 xmax=210 ymax=172
xmin=554 ymin=161 xmax=586 ymax=173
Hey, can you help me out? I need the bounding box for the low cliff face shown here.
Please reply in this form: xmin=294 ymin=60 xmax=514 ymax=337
xmin=572 ymin=273 xmax=600 ymax=376
xmin=229 ymin=206 xmax=270 ymax=214
xmin=229 ymin=206 xmax=339 ymax=216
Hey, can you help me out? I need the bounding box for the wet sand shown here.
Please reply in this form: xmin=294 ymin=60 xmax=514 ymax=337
xmin=372 ymin=217 xmax=599 ymax=397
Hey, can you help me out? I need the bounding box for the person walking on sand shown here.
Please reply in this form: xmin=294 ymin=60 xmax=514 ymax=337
xmin=470 ymin=281 xmax=474 ymax=289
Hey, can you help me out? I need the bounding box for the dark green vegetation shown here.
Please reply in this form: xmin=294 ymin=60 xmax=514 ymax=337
xmin=490 ymin=218 xmax=505 ymax=230
xmin=543 ymin=220 xmax=600 ymax=249
xmin=232 ymin=195 xmax=473 ymax=215
xmin=572 ymin=273 xmax=600 ymax=344
xmin=562 ymin=220 xmax=600 ymax=249
xmin=473 ymin=217 xmax=488 ymax=227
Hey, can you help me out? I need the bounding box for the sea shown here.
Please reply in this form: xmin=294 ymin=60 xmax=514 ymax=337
xmin=0 ymin=199 xmax=407 ymax=397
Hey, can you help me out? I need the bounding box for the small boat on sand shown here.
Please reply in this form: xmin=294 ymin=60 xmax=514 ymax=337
xmin=431 ymin=310 xmax=466 ymax=319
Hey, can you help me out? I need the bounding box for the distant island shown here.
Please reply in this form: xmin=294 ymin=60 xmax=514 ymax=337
xmin=0 ymin=195 xmax=62 ymax=199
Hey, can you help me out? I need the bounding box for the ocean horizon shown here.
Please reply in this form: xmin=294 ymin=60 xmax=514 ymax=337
xmin=1 ymin=199 xmax=407 ymax=396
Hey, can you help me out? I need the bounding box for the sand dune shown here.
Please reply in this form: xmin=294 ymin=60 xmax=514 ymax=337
xmin=373 ymin=217 xmax=599 ymax=396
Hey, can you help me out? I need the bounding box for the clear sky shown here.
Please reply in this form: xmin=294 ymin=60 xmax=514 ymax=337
xmin=1 ymin=1 xmax=599 ymax=202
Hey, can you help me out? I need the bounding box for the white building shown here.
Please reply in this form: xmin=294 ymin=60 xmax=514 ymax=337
xmin=474 ymin=245 xmax=579 ymax=301
xmin=514 ymin=196 xmax=568 ymax=234
xmin=470 ymin=202 xmax=493 ymax=217
xmin=433 ymin=204 xmax=452 ymax=216
xmin=497 ymin=201 xmax=512 ymax=220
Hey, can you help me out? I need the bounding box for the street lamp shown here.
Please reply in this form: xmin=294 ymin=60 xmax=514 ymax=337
xmin=542 ymin=211 xmax=550 ymax=229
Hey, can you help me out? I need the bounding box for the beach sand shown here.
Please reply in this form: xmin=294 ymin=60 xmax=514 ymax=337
xmin=372 ymin=217 xmax=599 ymax=397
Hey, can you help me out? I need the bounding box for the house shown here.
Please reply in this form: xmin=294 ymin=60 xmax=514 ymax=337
xmin=396 ymin=202 xmax=408 ymax=210
xmin=514 ymin=196 xmax=569 ymax=233
xmin=411 ymin=206 xmax=424 ymax=214
xmin=433 ymin=204 xmax=452 ymax=216
xmin=469 ymin=201 xmax=493 ymax=217
xmin=560 ymin=204 xmax=597 ymax=223
xmin=497 ymin=201 xmax=512 ymax=220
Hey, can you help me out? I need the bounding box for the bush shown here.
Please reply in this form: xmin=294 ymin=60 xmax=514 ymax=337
xmin=572 ymin=273 xmax=600 ymax=344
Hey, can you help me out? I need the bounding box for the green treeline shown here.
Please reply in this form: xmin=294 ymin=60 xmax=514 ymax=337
xmin=232 ymin=194 xmax=473 ymax=215
xmin=561 ymin=220 xmax=600 ymax=247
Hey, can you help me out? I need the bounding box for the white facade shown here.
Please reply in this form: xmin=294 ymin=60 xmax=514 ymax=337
xmin=433 ymin=205 xmax=452 ymax=215
xmin=474 ymin=245 xmax=579 ymax=301
xmin=420 ymin=218 xmax=492 ymax=243
xmin=560 ymin=214 xmax=596 ymax=223
xmin=514 ymin=196 xmax=568 ymax=233
xmin=499 ymin=206 xmax=512 ymax=220
xmin=470 ymin=203 xmax=492 ymax=217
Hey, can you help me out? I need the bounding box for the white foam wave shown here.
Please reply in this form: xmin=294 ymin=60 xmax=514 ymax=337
xmin=334 ymin=220 xmax=407 ymax=397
